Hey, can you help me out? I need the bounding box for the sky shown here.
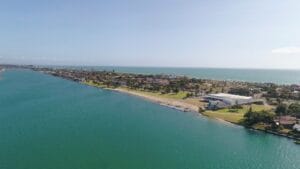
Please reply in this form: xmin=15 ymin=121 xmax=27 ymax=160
xmin=0 ymin=0 xmax=300 ymax=69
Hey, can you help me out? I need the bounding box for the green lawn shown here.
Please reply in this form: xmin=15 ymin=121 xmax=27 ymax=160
xmin=202 ymin=111 xmax=244 ymax=124
xmin=121 ymin=88 xmax=188 ymax=100
xmin=83 ymin=81 xmax=113 ymax=89
xmin=83 ymin=81 xmax=188 ymax=100
xmin=203 ymin=104 xmax=274 ymax=124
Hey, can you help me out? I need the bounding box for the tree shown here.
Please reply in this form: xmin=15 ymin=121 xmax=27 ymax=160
xmin=229 ymin=87 xmax=251 ymax=96
xmin=275 ymin=103 xmax=287 ymax=115
xmin=288 ymin=103 xmax=300 ymax=118
xmin=244 ymin=109 xmax=275 ymax=126
xmin=173 ymin=87 xmax=179 ymax=93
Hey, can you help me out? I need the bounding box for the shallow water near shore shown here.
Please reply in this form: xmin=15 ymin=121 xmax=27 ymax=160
xmin=0 ymin=70 xmax=300 ymax=169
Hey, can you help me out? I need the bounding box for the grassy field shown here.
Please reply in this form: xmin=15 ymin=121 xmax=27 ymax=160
xmin=83 ymin=81 xmax=111 ymax=89
xmin=203 ymin=104 xmax=274 ymax=124
xmin=83 ymin=81 xmax=190 ymax=100
xmin=202 ymin=111 xmax=244 ymax=123
xmin=119 ymin=87 xmax=188 ymax=100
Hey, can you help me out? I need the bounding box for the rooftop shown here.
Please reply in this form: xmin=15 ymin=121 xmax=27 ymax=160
xmin=207 ymin=93 xmax=252 ymax=100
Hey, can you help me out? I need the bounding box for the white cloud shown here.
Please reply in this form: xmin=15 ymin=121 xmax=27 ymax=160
xmin=271 ymin=47 xmax=300 ymax=55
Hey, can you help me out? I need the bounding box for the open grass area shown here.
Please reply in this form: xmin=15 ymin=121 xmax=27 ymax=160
xmin=83 ymin=82 xmax=190 ymax=101
xmin=83 ymin=81 xmax=113 ymax=89
xmin=202 ymin=111 xmax=244 ymax=124
xmin=203 ymin=104 xmax=274 ymax=124
xmin=119 ymin=87 xmax=188 ymax=100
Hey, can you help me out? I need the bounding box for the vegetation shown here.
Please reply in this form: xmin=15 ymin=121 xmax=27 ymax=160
xmin=203 ymin=104 xmax=273 ymax=124
xmin=275 ymin=102 xmax=300 ymax=117
xmin=287 ymin=103 xmax=300 ymax=118
xmin=26 ymin=66 xmax=300 ymax=140
xmin=228 ymin=87 xmax=252 ymax=96
xmin=275 ymin=103 xmax=288 ymax=115
xmin=31 ymin=67 xmax=300 ymax=103
xmin=243 ymin=109 xmax=275 ymax=126
xmin=202 ymin=111 xmax=244 ymax=124
xmin=121 ymin=87 xmax=188 ymax=100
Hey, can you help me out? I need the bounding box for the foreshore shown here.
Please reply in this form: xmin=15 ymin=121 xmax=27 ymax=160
xmin=22 ymin=66 xmax=299 ymax=142
xmin=83 ymin=82 xmax=240 ymax=127
xmin=82 ymin=82 xmax=300 ymax=142
xmin=84 ymin=84 xmax=200 ymax=113
xmin=114 ymin=88 xmax=199 ymax=112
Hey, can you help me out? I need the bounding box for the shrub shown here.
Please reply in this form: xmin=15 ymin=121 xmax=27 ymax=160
xmin=244 ymin=109 xmax=275 ymax=126
xmin=275 ymin=103 xmax=287 ymax=115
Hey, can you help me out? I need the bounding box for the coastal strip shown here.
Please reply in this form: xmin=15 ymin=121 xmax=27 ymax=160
xmin=85 ymin=84 xmax=200 ymax=113
xmin=113 ymin=88 xmax=199 ymax=112
xmin=3 ymin=65 xmax=298 ymax=142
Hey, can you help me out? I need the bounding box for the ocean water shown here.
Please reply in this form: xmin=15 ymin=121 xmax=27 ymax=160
xmin=0 ymin=70 xmax=299 ymax=169
xmin=51 ymin=66 xmax=300 ymax=84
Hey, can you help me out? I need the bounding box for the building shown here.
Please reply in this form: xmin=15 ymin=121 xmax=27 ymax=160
xmin=204 ymin=93 xmax=254 ymax=105
xmin=203 ymin=93 xmax=254 ymax=110
xmin=274 ymin=116 xmax=297 ymax=128
xmin=293 ymin=124 xmax=300 ymax=132
xmin=207 ymin=100 xmax=228 ymax=110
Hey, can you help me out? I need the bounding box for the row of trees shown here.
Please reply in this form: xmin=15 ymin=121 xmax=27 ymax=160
xmin=275 ymin=103 xmax=300 ymax=118
xmin=243 ymin=108 xmax=275 ymax=126
xmin=243 ymin=102 xmax=300 ymax=128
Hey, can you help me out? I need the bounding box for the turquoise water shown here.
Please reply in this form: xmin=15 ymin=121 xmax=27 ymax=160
xmin=52 ymin=66 xmax=300 ymax=84
xmin=0 ymin=70 xmax=300 ymax=169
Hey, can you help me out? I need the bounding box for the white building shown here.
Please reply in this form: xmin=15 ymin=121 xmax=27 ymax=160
xmin=293 ymin=124 xmax=300 ymax=132
xmin=203 ymin=93 xmax=254 ymax=109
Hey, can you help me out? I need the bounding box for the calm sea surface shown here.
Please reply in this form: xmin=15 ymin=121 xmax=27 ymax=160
xmin=0 ymin=70 xmax=299 ymax=169
xmin=52 ymin=66 xmax=300 ymax=84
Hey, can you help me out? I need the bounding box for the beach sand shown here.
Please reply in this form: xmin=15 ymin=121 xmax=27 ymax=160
xmin=112 ymin=88 xmax=200 ymax=113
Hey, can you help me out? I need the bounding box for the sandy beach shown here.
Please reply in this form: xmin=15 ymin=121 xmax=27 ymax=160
xmin=112 ymin=88 xmax=200 ymax=113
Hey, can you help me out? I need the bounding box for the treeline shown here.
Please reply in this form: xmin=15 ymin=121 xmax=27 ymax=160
xmin=275 ymin=103 xmax=300 ymax=118
xmin=243 ymin=109 xmax=275 ymax=126
xmin=243 ymin=103 xmax=300 ymax=127
xmin=34 ymin=68 xmax=300 ymax=102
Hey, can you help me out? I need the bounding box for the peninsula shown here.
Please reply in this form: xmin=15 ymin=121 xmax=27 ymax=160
xmin=2 ymin=65 xmax=300 ymax=141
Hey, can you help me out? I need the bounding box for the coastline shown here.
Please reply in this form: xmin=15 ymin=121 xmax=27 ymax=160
xmin=80 ymin=81 xmax=241 ymax=126
xmin=114 ymin=87 xmax=239 ymax=127
xmin=113 ymin=88 xmax=199 ymax=113
xmin=81 ymin=82 xmax=300 ymax=142
xmin=88 ymin=85 xmax=200 ymax=113
xmin=23 ymin=67 xmax=299 ymax=143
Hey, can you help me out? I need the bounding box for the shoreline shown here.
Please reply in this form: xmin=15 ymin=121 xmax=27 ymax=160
xmin=114 ymin=87 xmax=240 ymax=127
xmin=79 ymin=81 xmax=198 ymax=113
xmin=97 ymin=86 xmax=200 ymax=113
xmin=22 ymin=67 xmax=299 ymax=143
xmin=81 ymin=81 xmax=240 ymax=125
xmin=81 ymin=83 xmax=300 ymax=142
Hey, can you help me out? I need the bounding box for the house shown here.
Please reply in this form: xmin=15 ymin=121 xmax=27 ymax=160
xmin=203 ymin=93 xmax=254 ymax=109
xmin=274 ymin=116 xmax=297 ymax=128
xmin=293 ymin=124 xmax=300 ymax=132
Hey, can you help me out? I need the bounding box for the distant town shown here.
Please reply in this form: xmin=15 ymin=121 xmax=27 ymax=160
xmin=1 ymin=64 xmax=299 ymax=143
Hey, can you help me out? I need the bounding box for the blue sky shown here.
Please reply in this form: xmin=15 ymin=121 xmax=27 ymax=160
xmin=1 ymin=0 xmax=300 ymax=69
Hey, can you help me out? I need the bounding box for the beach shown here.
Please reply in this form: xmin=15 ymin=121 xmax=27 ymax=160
xmin=112 ymin=88 xmax=200 ymax=113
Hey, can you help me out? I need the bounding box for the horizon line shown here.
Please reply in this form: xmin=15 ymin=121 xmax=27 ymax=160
xmin=1 ymin=62 xmax=300 ymax=71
